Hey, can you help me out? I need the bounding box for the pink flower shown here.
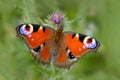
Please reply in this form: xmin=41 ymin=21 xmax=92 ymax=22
xmin=50 ymin=11 xmax=64 ymax=25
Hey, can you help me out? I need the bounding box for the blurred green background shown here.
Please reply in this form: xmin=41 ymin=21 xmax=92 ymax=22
xmin=0 ymin=0 xmax=120 ymax=80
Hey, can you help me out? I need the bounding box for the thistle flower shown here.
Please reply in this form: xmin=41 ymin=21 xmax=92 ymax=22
xmin=50 ymin=11 xmax=64 ymax=25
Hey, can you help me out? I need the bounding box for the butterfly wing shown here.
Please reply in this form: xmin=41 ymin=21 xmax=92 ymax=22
xmin=55 ymin=32 xmax=100 ymax=69
xmin=16 ymin=24 xmax=54 ymax=64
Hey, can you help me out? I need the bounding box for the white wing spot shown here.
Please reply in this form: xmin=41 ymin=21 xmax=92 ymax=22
xmin=32 ymin=39 xmax=34 ymax=41
xmin=79 ymin=48 xmax=81 ymax=51
xmin=75 ymin=33 xmax=79 ymax=38
xmin=41 ymin=44 xmax=43 ymax=49
xmin=73 ymin=58 xmax=77 ymax=61
xmin=40 ymin=26 xmax=43 ymax=30
xmin=67 ymin=49 xmax=70 ymax=54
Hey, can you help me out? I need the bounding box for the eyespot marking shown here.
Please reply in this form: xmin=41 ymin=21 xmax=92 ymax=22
xmin=19 ymin=24 xmax=33 ymax=36
xmin=33 ymin=46 xmax=41 ymax=52
xmin=87 ymin=38 xmax=92 ymax=43
xmin=66 ymin=47 xmax=75 ymax=59
xmin=68 ymin=52 xmax=75 ymax=59
xmin=25 ymin=25 xmax=30 ymax=31
xmin=83 ymin=36 xmax=97 ymax=49
xmin=33 ymin=43 xmax=45 ymax=52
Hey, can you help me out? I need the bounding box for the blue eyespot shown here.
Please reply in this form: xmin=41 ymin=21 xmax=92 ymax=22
xmin=83 ymin=37 xmax=97 ymax=49
xmin=19 ymin=24 xmax=33 ymax=36
xmin=19 ymin=25 xmax=25 ymax=35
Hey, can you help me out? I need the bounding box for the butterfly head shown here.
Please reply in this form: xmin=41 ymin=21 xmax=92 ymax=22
xmin=83 ymin=36 xmax=100 ymax=52
xmin=17 ymin=24 xmax=33 ymax=36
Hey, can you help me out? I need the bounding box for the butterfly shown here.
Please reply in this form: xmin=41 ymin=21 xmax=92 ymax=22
xmin=16 ymin=24 xmax=100 ymax=69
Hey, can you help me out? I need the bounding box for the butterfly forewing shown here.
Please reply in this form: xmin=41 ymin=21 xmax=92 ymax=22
xmin=64 ymin=32 xmax=90 ymax=57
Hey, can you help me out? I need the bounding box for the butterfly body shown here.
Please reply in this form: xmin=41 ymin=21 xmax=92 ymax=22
xmin=16 ymin=24 xmax=100 ymax=69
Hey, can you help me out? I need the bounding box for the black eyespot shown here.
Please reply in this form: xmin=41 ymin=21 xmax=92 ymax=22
xmin=68 ymin=52 xmax=75 ymax=59
xmin=87 ymin=38 xmax=92 ymax=43
xmin=25 ymin=24 xmax=30 ymax=28
xmin=33 ymin=46 xmax=41 ymax=52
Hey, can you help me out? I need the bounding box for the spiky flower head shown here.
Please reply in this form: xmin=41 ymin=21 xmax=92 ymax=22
xmin=50 ymin=11 xmax=64 ymax=26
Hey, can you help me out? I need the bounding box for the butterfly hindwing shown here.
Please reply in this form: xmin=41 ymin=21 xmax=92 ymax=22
xmin=16 ymin=24 xmax=54 ymax=64
xmin=30 ymin=42 xmax=51 ymax=64
xmin=54 ymin=41 xmax=69 ymax=68
xmin=55 ymin=46 xmax=78 ymax=69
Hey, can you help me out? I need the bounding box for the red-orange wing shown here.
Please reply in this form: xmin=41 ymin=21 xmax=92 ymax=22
xmin=64 ymin=33 xmax=89 ymax=57
xmin=64 ymin=32 xmax=100 ymax=57
xmin=16 ymin=24 xmax=54 ymax=64
xmin=16 ymin=24 xmax=54 ymax=48
xmin=55 ymin=32 xmax=100 ymax=69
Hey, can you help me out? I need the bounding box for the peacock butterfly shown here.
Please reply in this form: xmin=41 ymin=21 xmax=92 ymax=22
xmin=16 ymin=24 xmax=100 ymax=69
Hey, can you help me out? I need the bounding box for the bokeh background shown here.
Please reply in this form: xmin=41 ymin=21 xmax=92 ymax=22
xmin=0 ymin=0 xmax=120 ymax=80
